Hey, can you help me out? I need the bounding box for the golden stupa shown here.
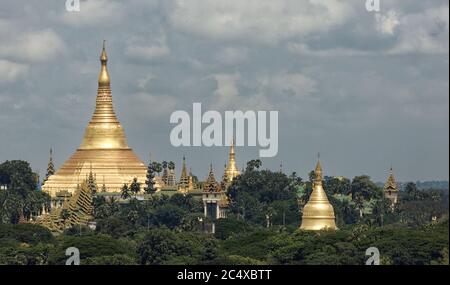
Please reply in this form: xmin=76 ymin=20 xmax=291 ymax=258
xmin=42 ymin=42 xmax=147 ymax=197
xmin=223 ymin=140 xmax=240 ymax=182
xmin=300 ymin=157 xmax=337 ymax=231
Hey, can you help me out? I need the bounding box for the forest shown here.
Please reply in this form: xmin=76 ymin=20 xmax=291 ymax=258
xmin=0 ymin=160 xmax=448 ymax=265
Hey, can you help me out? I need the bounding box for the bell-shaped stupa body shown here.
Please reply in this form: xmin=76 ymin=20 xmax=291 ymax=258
xmin=300 ymin=158 xmax=337 ymax=231
xmin=42 ymin=42 xmax=147 ymax=197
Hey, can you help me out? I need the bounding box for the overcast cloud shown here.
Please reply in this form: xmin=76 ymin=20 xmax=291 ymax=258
xmin=0 ymin=0 xmax=448 ymax=182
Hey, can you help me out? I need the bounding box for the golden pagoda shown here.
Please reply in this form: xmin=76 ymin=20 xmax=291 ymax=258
xmin=222 ymin=140 xmax=240 ymax=189
xmin=42 ymin=42 xmax=147 ymax=197
xmin=300 ymin=157 xmax=337 ymax=231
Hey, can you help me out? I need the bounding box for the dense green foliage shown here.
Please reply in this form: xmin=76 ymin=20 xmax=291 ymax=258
xmin=228 ymin=169 xmax=300 ymax=227
xmin=0 ymin=161 xmax=50 ymax=223
xmin=0 ymin=159 xmax=448 ymax=265
xmin=0 ymin=219 xmax=447 ymax=265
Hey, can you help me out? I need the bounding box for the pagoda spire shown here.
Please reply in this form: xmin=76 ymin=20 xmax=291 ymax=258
xmin=188 ymin=167 xmax=194 ymax=190
xmin=300 ymin=156 xmax=337 ymax=231
xmin=98 ymin=40 xmax=110 ymax=87
xmin=204 ymin=164 xmax=220 ymax=193
xmin=383 ymin=166 xmax=399 ymax=208
xmin=86 ymin=162 xmax=97 ymax=194
xmin=44 ymin=148 xmax=55 ymax=182
xmin=208 ymin=164 xmax=214 ymax=179
xmin=41 ymin=43 xmax=147 ymax=197
xmin=181 ymin=156 xmax=187 ymax=177
xmin=223 ymin=139 xmax=240 ymax=183
xmin=229 ymin=139 xmax=236 ymax=163
xmin=314 ymin=153 xmax=323 ymax=186
xmin=78 ymin=41 xmax=128 ymax=149
xmin=385 ymin=166 xmax=397 ymax=188
xmin=179 ymin=155 xmax=189 ymax=188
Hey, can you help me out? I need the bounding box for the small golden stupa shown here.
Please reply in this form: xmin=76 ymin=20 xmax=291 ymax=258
xmin=223 ymin=140 xmax=240 ymax=180
xmin=300 ymin=156 xmax=337 ymax=231
xmin=42 ymin=42 xmax=147 ymax=197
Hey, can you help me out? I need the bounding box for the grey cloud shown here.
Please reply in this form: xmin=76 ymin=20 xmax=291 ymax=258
xmin=0 ymin=60 xmax=29 ymax=83
xmin=388 ymin=4 xmax=449 ymax=54
xmin=168 ymin=0 xmax=353 ymax=44
xmin=0 ymin=0 xmax=448 ymax=182
xmin=125 ymin=33 xmax=170 ymax=61
xmin=58 ymin=0 xmax=125 ymax=27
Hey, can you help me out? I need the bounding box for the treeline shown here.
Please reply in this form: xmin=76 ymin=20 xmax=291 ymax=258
xmin=0 ymin=159 xmax=448 ymax=265
xmin=414 ymin=181 xmax=449 ymax=191
xmin=0 ymin=218 xmax=448 ymax=265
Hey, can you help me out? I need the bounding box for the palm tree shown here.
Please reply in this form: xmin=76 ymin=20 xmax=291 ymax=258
xmin=153 ymin=162 xmax=162 ymax=176
xmin=121 ymin=184 xmax=131 ymax=200
xmin=354 ymin=195 xmax=365 ymax=219
xmin=129 ymin=178 xmax=141 ymax=198
xmin=144 ymin=163 xmax=156 ymax=195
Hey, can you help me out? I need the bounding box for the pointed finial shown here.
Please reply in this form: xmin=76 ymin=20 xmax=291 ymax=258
xmin=314 ymin=153 xmax=322 ymax=181
xmin=98 ymin=40 xmax=110 ymax=86
xmin=182 ymin=155 xmax=187 ymax=171
xmin=48 ymin=148 xmax=54 ymax=165
xmin=101 ymin=40 xmax=107 ymax=62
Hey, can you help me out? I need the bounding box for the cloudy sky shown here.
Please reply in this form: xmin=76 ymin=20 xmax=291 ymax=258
xmin=0 ymin=0 xmax=448 ymax=182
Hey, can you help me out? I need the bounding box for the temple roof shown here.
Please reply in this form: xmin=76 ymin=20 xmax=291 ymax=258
xmin=179 ymin=156 xmax=189 ymax=186
xmin=204 ymin=164 xmax=221 ymax=193
xmin=384 ymin=167 xmax=398 ymax=191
